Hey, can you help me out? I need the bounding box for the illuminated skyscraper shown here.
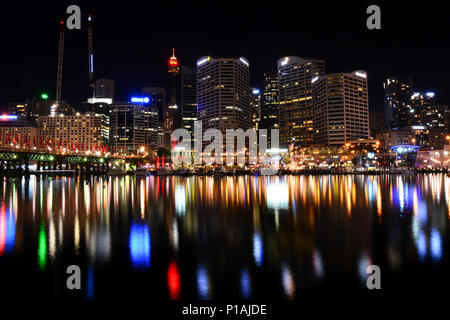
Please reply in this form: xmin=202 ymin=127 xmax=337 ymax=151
xmin=197 ymin=56 xmax=250 ymax=134
xmin=313 ymin=70 xmax=369 ymax=146
xmin=383 ymin=77 xmax=413 ymax=128
xmin=277 ymin=56 xmax=325 ymax=146
xmin=109 ymin=103 xmax=146 ymax=154
xmin=250 ymin=88 xmax=261 ymax=130
xmin=261 ymin=72 xmax=279 ymax=130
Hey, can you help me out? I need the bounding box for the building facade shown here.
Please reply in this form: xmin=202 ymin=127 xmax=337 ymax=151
xmin=37 ymin=113 xmax=103 ymax=150
xmin=95 ymin=78 xmax=115 ymax=101
xmin=197 ymin=56 xmax=250 ymax=134
xmin=250 ymin=88 xmax=261 ymax=130
xmin=277 ymin=56 xmax=325 ymax=146
xmin=109 ymin=103 xmax=145 ymax=154
xmin=181 ymin=66 xmax=197 ymax=135
xmin=313 ymin=71 xmax=369 ymax=146
xmin=383 ymin=77 xmax=413 ymax=128
xmin=261 ymin=72 xmax=279 ymax=131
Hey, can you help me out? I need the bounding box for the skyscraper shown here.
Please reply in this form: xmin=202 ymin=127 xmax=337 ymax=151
xmin=383 ymin=77 xmax=413 ymax=128
xmin=277 ymin=56 xmax=325 ymax=146
xmin=109 ymin=103 xmax=145 ymax=154
xmin=313 ymin=71 xmax=369 ymax=146
xmin=250 ymin=88 xmax=261 ymax=130
xmin=181 ymin=66 xmax=197 ymax=135
xmin=410 ymin=91 xmax=436 ymax=127
xmin=261 ymin=72 xmax=279 ymax=131
xmin=197 ymin=56 xmax=250 ymax=134
xmin=142 ymin=87 xmax=166 ymax=123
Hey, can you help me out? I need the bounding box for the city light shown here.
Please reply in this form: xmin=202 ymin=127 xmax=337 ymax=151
xmin=131 ymin=97 xmax=150 ymax=104
xmin=239 ymin=57 xmax=249 ymax=67
xmin=355 ymin=71 xmax=367 ymax=78
xmin=197 ymin=57 xmax=210 ymax=66
xmin=0 ymin=114 xmax=18 ymax=121
xmin=41 ymin=93 xmax=49 ymax=100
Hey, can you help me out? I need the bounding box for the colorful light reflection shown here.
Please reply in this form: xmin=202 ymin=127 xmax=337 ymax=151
xmin=129 ymin=222 xmax=151 ymax=269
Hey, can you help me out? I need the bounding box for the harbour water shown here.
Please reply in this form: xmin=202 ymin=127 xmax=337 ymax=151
xmin=0 ymin=174 xmax=449 ymax=302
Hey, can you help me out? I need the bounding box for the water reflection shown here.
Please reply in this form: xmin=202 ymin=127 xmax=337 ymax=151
xmin=0 ymin=174 xmax=448 ymax=300
xmin=0 ymin=202 xmax=15 ymax=256
xmin=129 ymin=222 xmax=151 ymax=269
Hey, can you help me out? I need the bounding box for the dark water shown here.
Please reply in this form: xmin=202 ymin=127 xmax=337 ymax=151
xmin=0 ymin=174 xmax=449 ymax=303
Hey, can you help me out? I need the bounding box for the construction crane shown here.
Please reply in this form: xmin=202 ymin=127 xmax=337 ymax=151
xmin=88 ymin=14 xmax=95 ymax=99
xmin=55 ymin=20 xmax=64 ymax=108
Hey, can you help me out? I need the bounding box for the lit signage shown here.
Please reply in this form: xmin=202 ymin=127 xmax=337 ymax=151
xmin=197 ymin=57 xmax=211 ymax=66
xmin=131 ymin=97 xmax=150 ymax=104
xmin=0 ymin=114 xmax=18 ymax=121
xmin=239 ymin=57 xmax=249 ymax=67
xmin=411 ymin=125 xmax=425 ymax=130
xmin=426 ymin=92 xmax=435 ymax=98
xmin=169 ymin=59 xmax=179 ymax=67
xmin=281 ymin=57 xmax=289 ymax=66
xmin=355 ymin=71 xmax=367 ymax=79
xmin=390 ymin=145 xmax=419 ymax=154
xmin=41 ymin=93 xmax=49 ymax=100
xmin=311 ymin=76 xmax=319 ymax=84
xmin=252 ymin=89 xmax=260 ymax=95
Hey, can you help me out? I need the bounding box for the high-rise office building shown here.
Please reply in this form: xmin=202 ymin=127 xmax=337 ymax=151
xmin=261 ymin=72 xmax=279 ymax=130
xmin=143 ymin=106 xmax=159 ymax=153
xmin=142 ymin=87 xmax=167 ymax=123
xmin=313 ymin=70 xmax=369 ymax=146
xmin=410 ymin=91 xmax=437 ymax=127
xmin=383 ymin=77 xmax=413 ymax=128
xmin=277 ymin=56 xmax=325 ymax=146
xmin=109 ymin=103 xmax=145 ymax=154
xmin=181 ymin=66 xmax=197 ymax=134
xmin=197 ymin=56 xmax=250 ymax=134
xmin=250 ymin=88 xmax=261 ymax=130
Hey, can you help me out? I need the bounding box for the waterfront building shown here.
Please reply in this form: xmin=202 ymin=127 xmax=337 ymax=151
xmin=109 ymin=103 xmax=146 ymax=154
xmin=181 ymin=66 xmax=197 ymax=135
xmin=313 ymin=70 xmax=370 ymax=146
xmin=383 ymin=77 xmax=413 ymax=128
xmin=277 ymin=56 xmax=325 ymax=146
xmin=197 ymin=56 xmax=250 ymax=134
xmin=37 ymin=112 xmax=103 ymax=151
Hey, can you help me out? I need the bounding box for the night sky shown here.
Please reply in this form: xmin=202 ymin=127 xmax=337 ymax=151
xmin=1 ymin=1 xmax=449 ymax=112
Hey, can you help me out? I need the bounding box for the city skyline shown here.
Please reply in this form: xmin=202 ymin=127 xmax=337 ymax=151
xmin=1 ymin=2 xmax=450 ymax=110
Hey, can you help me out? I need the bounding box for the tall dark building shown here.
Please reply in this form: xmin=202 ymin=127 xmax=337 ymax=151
xmin=166 ymin=48 xmax=180 ymax=133
xmin=95 ymin=78 xmax=115 ymax=101
xmin=181 ymin=66 xmax=197 ymax=134
xmin=261 ymin=72 xmax=279 ymax=130
xmin=142 ymin=87 xmax=166 ymax=123
xmin=383 ymin=77 xmax=413 ymax=128
xmin=250 ymin=88 xmax=261 ymax=130
xmin=410 ymin=91 xmax=437 ymax=127
xmin=109 ymin=103 xmax=146 ymax=154
xmin=277 ymin=56 xmax=325 ymax=146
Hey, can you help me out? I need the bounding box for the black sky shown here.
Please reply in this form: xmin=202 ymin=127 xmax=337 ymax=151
xmin=1 ymin=1 xmax=449 ymax=111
